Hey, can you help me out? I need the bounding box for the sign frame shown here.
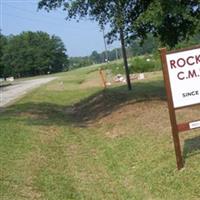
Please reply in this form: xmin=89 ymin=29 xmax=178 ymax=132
xmin=160 ymin=45 xmax=200 ymax=170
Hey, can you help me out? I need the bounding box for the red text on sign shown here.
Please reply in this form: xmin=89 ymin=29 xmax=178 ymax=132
xmin=170 ymin=55 xmax=200 ymax=69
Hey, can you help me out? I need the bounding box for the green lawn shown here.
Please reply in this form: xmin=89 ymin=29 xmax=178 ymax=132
xmin=1 ymin=65 xmax=200 ymax=200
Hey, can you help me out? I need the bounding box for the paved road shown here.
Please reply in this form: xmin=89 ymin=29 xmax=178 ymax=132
xmin=0 ymin=77 xmax=56 ymax=107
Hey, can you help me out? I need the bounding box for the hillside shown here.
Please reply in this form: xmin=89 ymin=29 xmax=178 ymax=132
xmin=0 ymin=65 xmax=200 ymax=200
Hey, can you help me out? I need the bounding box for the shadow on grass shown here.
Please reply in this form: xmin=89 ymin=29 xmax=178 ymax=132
xmin=183 ymin=135 xmax=200 ymax=160
xmin=5 ymin=80 xmax=166 ymax=127
xmin=0 ymin=83 xmax=12 ymax=88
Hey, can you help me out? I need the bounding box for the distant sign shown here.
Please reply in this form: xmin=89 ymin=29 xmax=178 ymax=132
xmin=166 ymin=47 xmax=200 ymax=108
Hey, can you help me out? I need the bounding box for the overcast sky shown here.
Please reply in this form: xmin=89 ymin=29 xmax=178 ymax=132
xmin=0 ymin=0 xmax=120 ymax=57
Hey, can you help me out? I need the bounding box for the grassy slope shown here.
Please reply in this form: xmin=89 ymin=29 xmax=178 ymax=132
xmin=0 ymin=65 xmax=200 ymax=200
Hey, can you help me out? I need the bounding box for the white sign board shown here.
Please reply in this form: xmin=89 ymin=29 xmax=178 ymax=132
xmin=189 ymin=121 xmax=200 ymax=129
xmin=166 ymin=47 xmax=200 ymax=108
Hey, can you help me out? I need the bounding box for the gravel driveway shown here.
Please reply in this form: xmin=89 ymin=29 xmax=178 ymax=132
xmin=0 ymin=77 xmax=56 ymax=107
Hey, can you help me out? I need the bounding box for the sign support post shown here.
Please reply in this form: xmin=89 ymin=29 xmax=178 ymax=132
xmin=99 ymin=67 xmax=107 ymax=89
xmin=160 ymin=48 xmax=184 ymax=170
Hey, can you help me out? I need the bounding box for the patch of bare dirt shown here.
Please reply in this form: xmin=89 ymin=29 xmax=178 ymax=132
xmin=176 ymin=104 xmax=200 ymax=124
xmin=96 ymin=100 xmax=171 ymax=138
xmin=99 ymin=101 xmax=200 ymax=138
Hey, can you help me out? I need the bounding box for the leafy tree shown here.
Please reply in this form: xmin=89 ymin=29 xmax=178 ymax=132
xmin=176 ymin=32 xmax=200 ymax=48
xmin=69 ymin=56 xmax=93 ymax=69
xmin=90 ymin=51 xmax=102 ymax=64
xmin=2 ymin=31 xmax=69 ymax=77
xmin=0 ymin=32 xmax=7 ymax=78
xmin=129 ymin=34 xmax=159 ymax=56
xmin=48 ymin=35 xmax=69 ymax=73
xmin=131 ymin=0 xmax=200 ymax=48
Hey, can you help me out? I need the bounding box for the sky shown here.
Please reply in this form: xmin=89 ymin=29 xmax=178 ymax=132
xmin=0 ymin=0 xmax=120 ymax=57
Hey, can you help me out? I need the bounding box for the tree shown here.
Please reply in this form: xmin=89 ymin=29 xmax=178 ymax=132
xmin=176 ymin=32 xmax=200 ymax=48
xmin=38 ymin=0 xmax=133 ymax=90
xmin=90 ymin=50 xmax=102 ymax=64
xmin=2 ymin=31 xmax=69 ymax=77
xmin=129 ymin=34 xmax=159 ymax=56
xmin=49 ymin=35 xmax=69 ymax=73
xmin=69 ymin=56 xmax=92 ymax=69
xmin=0 ymin=32 xmax=7 ymax=78
xmin=131 ymin=0 xmax=200 ymax=48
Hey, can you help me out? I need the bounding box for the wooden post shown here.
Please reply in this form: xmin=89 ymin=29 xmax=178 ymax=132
xmin=160 ymin=48 xmax=184 ymax=170
xmin=99 ymin=68 xmax=107 ymax=89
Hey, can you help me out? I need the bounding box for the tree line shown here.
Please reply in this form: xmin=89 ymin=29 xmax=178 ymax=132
xmin=69 ymin=33 xmax=200 ymax=69
xmin=1 ymin=30 xmax=199 ymax=79
xmin=0 ymin=31 xmax=69 ymax=78
xmin=69 ymin=33 xmax=159 ymax=68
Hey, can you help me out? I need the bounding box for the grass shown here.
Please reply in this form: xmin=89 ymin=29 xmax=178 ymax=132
xmin=0 ymin=64 xmax=200 ymax=200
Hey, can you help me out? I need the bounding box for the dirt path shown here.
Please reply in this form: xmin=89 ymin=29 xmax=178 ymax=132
xmin=0 ymin=77 xmax=56 ymax=107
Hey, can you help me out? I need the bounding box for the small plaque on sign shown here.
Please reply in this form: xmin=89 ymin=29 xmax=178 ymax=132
xmin=189 ymin=121 xmax=200 ymax=129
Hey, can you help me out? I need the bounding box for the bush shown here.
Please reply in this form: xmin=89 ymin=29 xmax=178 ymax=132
xmin=129 ymin=56 xmax=161 ymax=73
xmin=100 ymin=55 xmax=161 ymax=75
xmin=101 ymin=62 xmax=124 ymax=75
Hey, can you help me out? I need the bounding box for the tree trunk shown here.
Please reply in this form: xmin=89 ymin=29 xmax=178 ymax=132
xmin=119 ymin=27 xmax=132 ymax=90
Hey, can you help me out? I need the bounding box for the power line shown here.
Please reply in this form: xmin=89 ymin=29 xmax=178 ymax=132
xmin=2 ymin=5 xmax=67 ymax=27
xmin=2 ymin=11 xmax=99 ymax=33
xmin=2 ymin=1 xmax=79 ymax=23
xmin=1 ymin=1 xmax=37 ymax=3
xmin=4 ymin=3 xmax=66 ymax=23
xmin=2 ymin=12 xmax=64 ymax=27
xmin=2 ymin=3 xmax=98 ymax=32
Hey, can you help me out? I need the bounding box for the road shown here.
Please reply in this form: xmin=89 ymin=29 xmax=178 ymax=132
xmin=0 ymin=77 xmax=56 ymax=107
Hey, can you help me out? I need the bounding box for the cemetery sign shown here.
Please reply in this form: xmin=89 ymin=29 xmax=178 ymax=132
xmin=160 ymin=45 xmax=200 ymax=170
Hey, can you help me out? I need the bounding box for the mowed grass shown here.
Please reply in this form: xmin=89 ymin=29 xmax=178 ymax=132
xmin=0 ymin=65 xmax=200 ymax=200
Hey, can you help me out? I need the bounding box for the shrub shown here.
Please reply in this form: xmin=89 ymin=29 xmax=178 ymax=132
xmin=100 ymin=62 xmax=124 ymax=75
xmin=129 ymin=56 xmax=161 ymax=73
xmin=100 ymin=55 xmax=161 ymax=76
